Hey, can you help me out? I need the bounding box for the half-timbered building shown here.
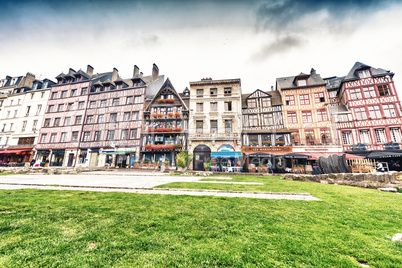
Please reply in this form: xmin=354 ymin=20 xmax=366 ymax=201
xmin=328 ymin=62 xmax=402 ymax=153
xmin=140 ymin=78 xmax=189 ymax=167
xmin=276 ymin=68 xmax=342 ymax=156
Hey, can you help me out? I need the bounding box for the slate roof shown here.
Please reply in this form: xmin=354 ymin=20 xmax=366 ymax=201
xmin=344 ymin=62 xmax=394 ymax=82
xmin=74 ymin=69 xmax=90 ymax=79
xmin=276 ymin=72 xmax=326 ymax=90
xmin=324 ymin=76 xmax=345 ymax=91
xmin=241 ymin=89 xmax=283 ymax=108
xmin=330 ymin=105 xmax=350 ymax=115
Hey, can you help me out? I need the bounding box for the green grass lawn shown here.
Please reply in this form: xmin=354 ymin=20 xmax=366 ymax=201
xmin=0 ymin=175 xmax=401 ymax=267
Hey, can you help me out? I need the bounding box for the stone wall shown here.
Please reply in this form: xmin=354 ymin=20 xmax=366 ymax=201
xmin=283 ymin=172 xmax=402 ymax=188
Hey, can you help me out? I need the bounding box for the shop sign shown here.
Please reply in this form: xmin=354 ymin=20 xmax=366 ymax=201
xmin=242 ymin=146 xmax=292 ymax=153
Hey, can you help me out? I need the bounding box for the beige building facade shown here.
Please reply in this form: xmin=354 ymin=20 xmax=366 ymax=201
xmin=188 ymin=78 xmax=242 ymax=170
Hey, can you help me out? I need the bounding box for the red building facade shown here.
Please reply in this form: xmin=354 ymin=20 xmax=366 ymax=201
xmin=329 ymin=62 xmax=402 ymax=152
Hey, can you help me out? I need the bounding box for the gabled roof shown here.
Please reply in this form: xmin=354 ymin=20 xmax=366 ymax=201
xmin=276 ymin=72 xmax=326 ymax=90
xmin=241 ymin=89 xmax=282 ymax=108
xmin=344 ymin=62 xmax=394 ymax=82
xmin=144 ymin=78 xmax=189 ymax=112
xmin=74 ymin=69 xmax=90 ymax=79
xmin=55 ymin=72 xmax=65 ymax=79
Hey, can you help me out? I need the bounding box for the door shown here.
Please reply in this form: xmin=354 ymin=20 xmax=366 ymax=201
xmin=67 ymin=153 xmax=74 ymax=167
xmin=193 ymin=145 xmax=211 ymax=171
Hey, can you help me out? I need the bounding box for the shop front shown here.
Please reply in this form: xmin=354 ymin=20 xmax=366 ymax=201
xmin=242 ymin=145 xmax=292 ymax=173
xmin=0 ymin=148 xmax=34 ymax=166
xmin=209 ymin=145 xmax=243 ymax=172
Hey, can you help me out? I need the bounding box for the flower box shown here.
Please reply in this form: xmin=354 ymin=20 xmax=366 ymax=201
xmin=166 ymin=99 xmax=174 ymax=103
xmin=173 ymin=127 xmax=182 ymax=132
xmin=156 ymin=113 xmax=164 ymax=118
xmin=263 ymin=142 xmax=272 ymax=146
xmin=276 ymin=141 xmax=285 ymax=146
xmin=167 ymin=112 xmax=174 ymax=117
xmin=157 ymin=99 xmax=166 ymax=103
xmin=174 ymin=112 xmax=181 ymax=117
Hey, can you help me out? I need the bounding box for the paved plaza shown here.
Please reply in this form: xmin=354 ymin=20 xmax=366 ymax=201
xmin=0 ymin=171 xmax=321 ymax=201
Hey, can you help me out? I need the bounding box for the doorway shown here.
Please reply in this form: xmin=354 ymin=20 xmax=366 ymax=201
xmin=193 ymin=145 xmax=211 ymax=171
xmin=67 ymin=153 xmax=74 ymax=167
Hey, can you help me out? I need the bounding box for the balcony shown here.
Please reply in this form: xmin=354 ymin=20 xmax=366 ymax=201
xmin=143 ymin=144 xmax=183 ymax=151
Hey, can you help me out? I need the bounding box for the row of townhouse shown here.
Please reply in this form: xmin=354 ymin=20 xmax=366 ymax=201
xmin=0 ymin=61 xmax=400 ymax=169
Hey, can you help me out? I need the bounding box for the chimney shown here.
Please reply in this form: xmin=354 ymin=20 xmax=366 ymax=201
xmin=86 ymin=65 xmax=94 ymax=77
xmin=112 ymin=68 xmax=118 ymax=82
xmin=23 ymin=72 xmax=36 ymax=88
xmin=271 ymin=86 xmax=274 ymax=91
xmin=133 ymin=65 xmax=139 ymax=77
xmin=140 ymin=72 xmax=143 ymax=78
xmin=310 ymin=68 xmax=316 ymax=76
xmin=152 ymin=63 xmax=159 ymax=81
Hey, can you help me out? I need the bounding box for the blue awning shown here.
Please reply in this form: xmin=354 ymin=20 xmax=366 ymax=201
xmin=211 ymin=152 xmax=243 ymax=158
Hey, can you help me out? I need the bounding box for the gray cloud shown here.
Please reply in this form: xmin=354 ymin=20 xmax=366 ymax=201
xmin=251 ymin=35 xmax=305 ymax=61
xmin=123 ymin=33 xmax=160 ymax=48
xmin=252 ymin=0 xmax=397 ymax=60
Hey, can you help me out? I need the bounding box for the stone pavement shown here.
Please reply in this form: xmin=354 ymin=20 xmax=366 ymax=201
xmin=0 ymin=172 xmax=321 ymax=201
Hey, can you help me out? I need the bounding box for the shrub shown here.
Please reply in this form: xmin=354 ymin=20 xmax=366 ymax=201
xmin=177 ymin=151 xmax=193 ymax=168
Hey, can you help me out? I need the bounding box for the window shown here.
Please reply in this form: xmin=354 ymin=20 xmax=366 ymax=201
xmin=248 ymin=99 xmax=256 ymax=108
xmin=249 ymin=135 xmax=258 ymax=146
xmin=132 ymin=111 xmax=139 ymax=120
xmin=107 ymin=130 xmax=115 ymax=140
xmin=82 ymin=132 xmax=90 ymax=142
xmin=36 ymin=104 xmax=42 ymax=115
xmin=44 ymin=118 xmax=51 ymax=127
xmin=94 ymin=131 xmax=101 ymax=141
xmin=130 ymin=129 xmax=137 ymax=139
xmin=81 ymin=87 xmax=88 ymax=95
xmin=126 ymin=96 xmax=133 ymax=105
xmin=314 ymin=92 xmax=325 ymax=103
xmin=123 ymin=112 xmax=131 ymax=121
xmin=57 ymin=104 xmax=64 ymax=112
xmin=54 ymin=118 xmax=61 ymax=126
xmin=31 ymin=92 xmax=35 ymax=98
xmin=40 ymin=134 xmax=47 ymax=143
xmin=285 ymin=95 xmax=295 ymax=105
xmin=298 ymin=79 xmax=307 ymax=86
xmin=287 ymin=112 xmax=297 ymax=123
xmin=374 ymin=129 xmax=387 ymax=143
xmin=305 ymin=130 xmax=315 ymax=144
xmin=224 ymin=88 xmax=232 ymax=96
xmin=60 ymin=132 xmax=67 ymax=142
xmin=320 ymin=129 xmax=331 ymax=144
xmin=67 ymin=103 xmax=74 ymax=111
xmin=354 ymin=107 xmax=367 ymax=120
xmin=25 ymin=106 xmax=31 ymax=116
xmin=32 ymin=120 xmax=38 ymax=131
xmin=358 ymin=70 xmax=371 ymax=78
xmin=41 ymin=91 xmax=45 ymax=98
xmin=9 ymin=123 xmax=13 ymax=131
xmin=100 ymin=99 xmax=107 ymax=108
xmin=6 ymin=111 xmax=10 ymax=118
xmin=121 ymin=129 xmax=128 ymax=140
xmin=262 ymin=98 xmax=271 ymax=107
xmin=249 ymin=115 xmax=258 ymax=126
xmin=21 ymin=121 xmax=27 ymax=132
xmin=78 ymin=101 xmax=85 ymax=109
xmin=390 ymin=128 xmax=402 ymax=143
xmin=71 ymin=131 xmax=79 ymax=142
xmin=71 ymin=89 xmax=77 ymax=96
xmin=75 ymin=115 xmax=82 ymax=125
xmin=302 ymin=111 xmax=312 ymax=123
xmin=64 ymin=117 xmax=71 ymax=126
xmin=359 ymin=130 xmax=371 ymax=144
xmin=383 ymin=104 xmax=396 ymax=117
xmin=263 ymin=113 xmax=273 ymax=125
xmin=89 ymin=101 xmax=96 ymax=109
xmin=291 ymin=131 xmax=299 ymax=144
xmin=378 ymin=85 xmax=390 ymax=96
xmin=363 ymin=86 xmax=376 ymax=98
xmin=97 ymin=114 xmax=105 ymax=123
xmin=368 ymin=106 xmax=381 ymax=119
xmin=210 ymin=102 xmax=217 ymax=112
xmin=50 ymin=133 xmax=57 ymax=143
xmin=210 ymin=120 xmax=218 ymax=133
xmin=300 ymin=94 xmax=310 ymax=105
xmin=112 ymin=98 xmax=119 ymax=106
xmin=86 ymin=115 xmax=94 ymax=124
xmin=210 ymin=88 xmax=217 ymax=96
xmin=61 ymin=91 xmax=67 ymax=98
xmin=13 ymin=110 xmax=17 ymax=118
xmin=350 ymin=88 xmax=362 ymax=100
xmin=197 ymin=89 xmax=203 ymax=97
xmin=134 ymin=96 xmax=141 ymax=103
xmin=110 ymin=113 xmax=117 ymax=122
xmin=1 ymin=124 xmax=5 ymax=132
xmin=225 ymin=119 xmax=232 ymax=133
xmin=51 ymin=92 xmax=58 ymax=99
xmin=196 ymin=121 xmax=203 ymax=133
xmin=329 ymin=91 xmax=337 ymax=98
xmin=224 ymin=101 xmax=232 ymax=111
xmin=196 ymin=103 xmax=203 ymax=112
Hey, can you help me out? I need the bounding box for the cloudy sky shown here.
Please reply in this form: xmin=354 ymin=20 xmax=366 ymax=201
xmin=1 ymin=0 xmax=402 ymax=94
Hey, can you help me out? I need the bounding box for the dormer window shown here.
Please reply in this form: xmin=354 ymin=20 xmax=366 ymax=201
xmin=116 ymin=84 xmax=122 ymax=89
xmin=43 ymin=82 xmax=48 ymax=88
xmin=358 ymin=70 xmax=371 ymax=78
xmin=33 ymin=83 xmax=38 ymax=90
xmin=298 ymin=79 xmax=307 ymax=86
